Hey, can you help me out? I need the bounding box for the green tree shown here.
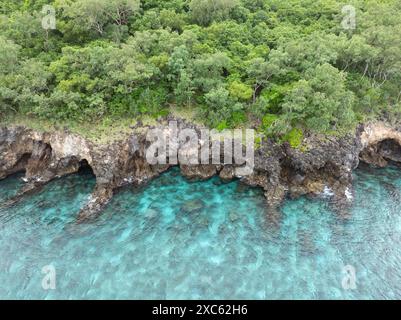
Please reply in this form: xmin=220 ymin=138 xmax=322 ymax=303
xmin=228 ymin=81 xmax=252 ymax=101
xmin=282 ymin=63 xmax=355 ymax=133
xmin=189 ymin=0 xmax=239 ymax=26
xmin=0 ymin=36 xmax=21 ymax=114
xmin=167 ymin=45 xmax=195 ymax=106
xmin=203 ymin=86 xmax=244 ymax=127
xmin=246 ymin=55 xmax=282 ymax=103
xmin=63 ymin=0 xmax=140 ymax=36
xmin=193 ymin=52 xmax=231 ymax=92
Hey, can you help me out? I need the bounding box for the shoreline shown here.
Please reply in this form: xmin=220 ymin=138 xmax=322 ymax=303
xmin=1 ymin=118 xmax=401 ymax=221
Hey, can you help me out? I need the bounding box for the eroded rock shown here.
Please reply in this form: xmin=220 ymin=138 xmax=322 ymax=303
xmin=1 ymin=119 xmax=401 ymax=222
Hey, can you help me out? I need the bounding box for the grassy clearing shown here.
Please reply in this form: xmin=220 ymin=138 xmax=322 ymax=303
xmin=0 ymin=114 xmax=138 ymax=145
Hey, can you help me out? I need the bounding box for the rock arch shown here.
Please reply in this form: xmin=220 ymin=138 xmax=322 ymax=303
xmin=78 ymin=159 xmax=95 ymax=175
xmin=359 ymin=122 xmax=401 ymax=167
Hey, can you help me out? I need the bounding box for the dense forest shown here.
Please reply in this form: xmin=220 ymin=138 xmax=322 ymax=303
xmin=0 ymin=0 xmax=400 ymax=145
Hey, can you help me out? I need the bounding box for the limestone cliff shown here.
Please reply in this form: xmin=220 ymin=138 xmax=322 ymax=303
xmin=1 ymin=119 xmax=401 ymax=221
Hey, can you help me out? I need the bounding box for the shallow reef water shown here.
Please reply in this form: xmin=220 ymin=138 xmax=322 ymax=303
xmin=1 ymin=165 xmax=401 ymax=299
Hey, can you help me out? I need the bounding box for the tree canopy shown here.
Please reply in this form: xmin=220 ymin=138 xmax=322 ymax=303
xmin=0 ymin=0 xmax=400 ymax=141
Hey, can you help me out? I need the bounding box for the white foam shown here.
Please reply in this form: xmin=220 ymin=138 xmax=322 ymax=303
xmin=322 ymin=186 xmax=334 ymax=197
xmin=345 ymin=187 xmax=353 ymax=201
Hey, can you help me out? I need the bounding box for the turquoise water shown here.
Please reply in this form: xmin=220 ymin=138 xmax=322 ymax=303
xmin=1 ymin=165 xmax=401 ymax=299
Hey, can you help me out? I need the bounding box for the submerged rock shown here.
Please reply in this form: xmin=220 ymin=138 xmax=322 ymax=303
xmin=145 ymin=208 xmax=159 ymax=219
xmin=229 ymin=211 xmax=240 ymax=222
xmin=298 ymin=231 xmax=317 ymax=256
xmin=383 ymin=182 xmax=401 ymax=200
xmin=180 ymin=199 xmax=205 ymax=214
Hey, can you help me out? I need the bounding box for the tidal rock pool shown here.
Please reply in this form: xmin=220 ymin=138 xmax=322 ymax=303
xmin=0 ymin=165 xmax=401 ymax=299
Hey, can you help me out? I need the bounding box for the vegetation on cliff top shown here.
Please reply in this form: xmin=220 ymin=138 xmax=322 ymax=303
xmin=0 ymin=0 xmax=400 ymax=143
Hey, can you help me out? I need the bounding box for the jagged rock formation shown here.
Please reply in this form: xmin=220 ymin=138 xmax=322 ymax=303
xmin=1 ymin=119 xmax=401 ymax=221
xmin=359 ymin=122 xmax=401 ymax=167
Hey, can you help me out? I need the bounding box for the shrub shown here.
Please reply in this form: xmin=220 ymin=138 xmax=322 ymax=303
xmin=281 ymin=127 xmax=303 ymax=148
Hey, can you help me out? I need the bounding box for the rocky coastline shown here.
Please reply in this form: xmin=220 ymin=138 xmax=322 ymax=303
xmin=1 ymin=118 xmax=401 ymax=221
